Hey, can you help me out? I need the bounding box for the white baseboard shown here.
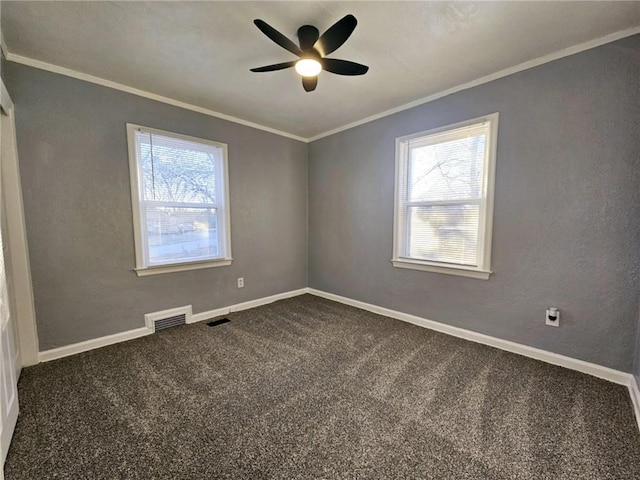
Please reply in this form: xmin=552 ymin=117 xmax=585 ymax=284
xmin=39 ymin=288 xmax=309 ymax=362
xmin=630 ymin=376 xmax=640 ymax=432
xmin=189 ymin=288 xmax=309 ymax=323
xmin=231 ymin=288 xmax=309 ymax=313
xmin=308 ymin=289 xmax=640 ymax=433
xmin=38 ymin=327 xmax=153 ymax=363
xmin=35 ymin=286 xmax=640 ymax=433
xmin=307 ymin=288 xmax=632 ymax=386
xmin=190 ymin=306 xmax=230 ymax=324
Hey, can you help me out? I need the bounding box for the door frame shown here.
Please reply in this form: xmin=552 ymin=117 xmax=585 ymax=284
xmin=0 ymin=79 xmax=39 ymax=367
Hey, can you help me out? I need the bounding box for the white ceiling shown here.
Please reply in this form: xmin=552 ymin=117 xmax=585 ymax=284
xmin=3 ymin=1 xmax=639 ymax=140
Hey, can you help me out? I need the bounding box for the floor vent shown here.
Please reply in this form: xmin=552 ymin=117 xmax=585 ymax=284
xmin=207 ymin=318 xmax=230 ymax=327
xmin=145 ymin=305 xmax=193 ymax=333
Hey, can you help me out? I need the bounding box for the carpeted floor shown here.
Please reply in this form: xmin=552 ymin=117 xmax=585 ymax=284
xmin=5 ymin=294 xmax=640 ymax=479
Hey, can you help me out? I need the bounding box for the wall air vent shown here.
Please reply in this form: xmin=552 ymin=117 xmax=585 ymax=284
xmin=153 ymin=313 xmax=186 ymax=331
xmin=144 ymin=305 xmax=193 ymax=333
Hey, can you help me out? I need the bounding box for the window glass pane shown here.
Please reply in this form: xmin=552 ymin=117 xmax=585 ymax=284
xmin=144 ymin=206 xmax=219 ymax=265
xmin=138 ymin=133 xmax=219 ymax=204
xmin=407 ymin=204 xmax=479 ymax=266
xmin=409 ymin=134 xmax=485 ymax=202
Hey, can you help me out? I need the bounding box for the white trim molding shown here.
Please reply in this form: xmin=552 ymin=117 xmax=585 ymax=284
xmin=307 ymin=288 xmax=632 ymax=386
xmin=189 ymin=288 xmax=309 ymax=323
xmin=391 ymin=259 xmax=491 ymax=280
xmin=230 ymin=288 xmax=308 ymax=313
xmin=392 ymin=113 xmax=498 ymax=280
xmin=0 ymin=31 xmax=8 ymax=60
xmin=306 ymin=26 xmax=640 ymax=142
xmin=39 ymin=288 xmax=308 ymax=362
xmin=5 ymin=26 xmax=639 ymax=144
xmin=5 ymin=53 xmax=306 ymax=143
xmin=190 ymin=306 xmax=230 ymax=325
xmin=135 ymin=259 xmax=232 ymax=277
xmin=35 ymin=285 xmax=640 ymax=433
xmin=630 ymin=376 xmax=640 ymax=432
xmin=0 ymin=392 xmax=18 ymax=465
xmin=39 ymin=286 xmax=635 ymax=385
xmin=126 ymin=123 xmax=234 ymax=275
xmin=38 ymin=327 xmax=153 ymax=363
xmin=1 ymin=81 xmax=40 ymax=367
xmin=0 ymin=81 xmax=14 ymax=114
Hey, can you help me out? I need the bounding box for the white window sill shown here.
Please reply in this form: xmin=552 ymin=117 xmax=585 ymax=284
xmin=135 ymin=258 xmax=232 ymax=277
xmin=391 ymin=258 xmax=491 ymax=280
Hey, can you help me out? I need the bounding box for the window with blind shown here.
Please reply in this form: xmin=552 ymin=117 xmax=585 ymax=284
xmin=392 ymin=114 xmax=498 ymax=279
xmin=127 ymin=124 xmax=232 ymax=276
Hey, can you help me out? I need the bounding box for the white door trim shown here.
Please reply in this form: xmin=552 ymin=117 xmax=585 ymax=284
xmin=0 ymin=80 xmax=39 ymax=367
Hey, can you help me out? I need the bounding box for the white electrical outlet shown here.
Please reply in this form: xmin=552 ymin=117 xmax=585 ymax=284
xmin=237 ymin=277 xmax=244 ymax=288
xmin=546 ymin=307 xmax=560 ymax=327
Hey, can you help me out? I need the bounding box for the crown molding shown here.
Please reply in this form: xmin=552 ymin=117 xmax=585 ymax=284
xmin=5 ymin=53 xmax=308 ymax=143
xmin=4 ymin=25 xmax=639 ymax=143
xmin=307 ymin=25 xmax=640 ymax=142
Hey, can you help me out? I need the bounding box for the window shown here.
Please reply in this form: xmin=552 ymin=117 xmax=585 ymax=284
xmin=127 ymin=124 xmax=232 ymax=276
xmin=392 ymin=114 xmax=498 ymax=279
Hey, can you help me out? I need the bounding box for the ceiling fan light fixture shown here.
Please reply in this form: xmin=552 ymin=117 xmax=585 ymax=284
xmin=251 ymin=15 xmax=367 ymax=92
xmin=295 ymin=58 xmax=322 ymax=77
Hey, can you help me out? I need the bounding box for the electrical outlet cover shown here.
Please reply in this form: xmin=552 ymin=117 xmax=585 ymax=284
xmin=545 ymin=309 xmax=560 ymax=327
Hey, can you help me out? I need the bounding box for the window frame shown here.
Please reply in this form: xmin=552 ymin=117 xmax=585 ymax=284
xmin=392 ymin=113 xmax=499 ymax=280
xmin=126 ymin=123 xmax=232 ymax=277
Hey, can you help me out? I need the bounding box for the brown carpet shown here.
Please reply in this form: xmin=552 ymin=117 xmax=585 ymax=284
xmin=5 ymin=294 xmax=640 ymax=479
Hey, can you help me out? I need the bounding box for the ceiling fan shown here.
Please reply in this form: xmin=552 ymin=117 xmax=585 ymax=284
xmin=250 ymin=14 xmax=369 ymax=92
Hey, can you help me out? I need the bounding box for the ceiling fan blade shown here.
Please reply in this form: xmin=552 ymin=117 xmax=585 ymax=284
xmin=250 ymin=61 xmax=296 ymax=73
xmin=321 ymin=58 xmax=369 ymax=76
xmin=298 ymin=25 xmax=320 ymax=51
xmin=315 ymin=14 xmax=357 ymax=56
xmin=302 ymin=76 xmax=318 ymax=92
xmin=254 ymin=19 xmax=303 ymax=57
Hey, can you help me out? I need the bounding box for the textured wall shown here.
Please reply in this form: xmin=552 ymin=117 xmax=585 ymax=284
xmin=635 ymin=308 xmax=640 ymax=386
xmin=6 ymin=63 xmax=308 ymax=350
xmin=308 ymin=36 xmax=640 ymax=371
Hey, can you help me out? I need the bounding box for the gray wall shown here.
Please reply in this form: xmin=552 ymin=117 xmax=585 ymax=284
xmin=6 ymin=36 xmax=640 ymax=371
xmin=635 ymin=308 xmax=640 ymax=385
xmin=5 ymin=62 xmax=308 ymax=351
xmin=309 ymin=36 xmax=640 ymax=372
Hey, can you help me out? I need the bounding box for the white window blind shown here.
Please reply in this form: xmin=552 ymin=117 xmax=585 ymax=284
xmin=127 ymin=125 xmax=232 ymax=274
xmin=393 ymin=114 xmax=498 ymax=279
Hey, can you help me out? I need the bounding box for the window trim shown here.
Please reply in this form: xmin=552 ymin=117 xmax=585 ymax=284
xmin=126 ymin=123 xmax=232 ymax=277
xmin=391 ymin=113 xmax=499 ymax=280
